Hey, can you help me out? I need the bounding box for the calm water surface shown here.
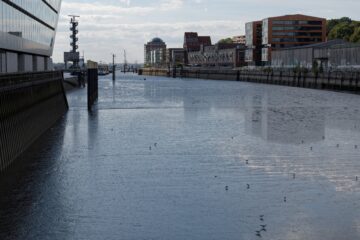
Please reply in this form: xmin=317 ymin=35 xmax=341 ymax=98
xmin=1 ymin=73 xmax=360 ymax=240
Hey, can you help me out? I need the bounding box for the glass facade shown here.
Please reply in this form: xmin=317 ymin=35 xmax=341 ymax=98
xmin=262 ymin=19 xmax=269 ymax=45
xmin=0 ymin=0 xmax=61 ymax=55
xmin=245 ymin=22 xmax=253 ymax=47
xmin=45 ymin=0 xmax=62 ymax=11
xmin=11 ymin=0 xmax=59 ymax=27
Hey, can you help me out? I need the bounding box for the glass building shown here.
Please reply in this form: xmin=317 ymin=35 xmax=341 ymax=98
xmin=0 ymin=0 xmax=62 ymax=73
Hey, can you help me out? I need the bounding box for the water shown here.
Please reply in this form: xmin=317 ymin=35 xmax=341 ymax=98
xmin=1 ymin=72 xmax=360 ymax=240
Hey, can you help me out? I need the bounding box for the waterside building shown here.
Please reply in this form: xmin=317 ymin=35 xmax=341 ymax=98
xmin=0 ymin=0 xmax=62 ymax=73
xmin=261 ymin=14 xmax=326 ymax=64
xmin=144 ymin=38 xmax=167 ymax=67
xmin=187 ymin=43 xmax=246 ymax=68
xmin=245 ymin=21 xmax=263 ymax=66
xmin=271 ymin=40 xmax=360 ymax=69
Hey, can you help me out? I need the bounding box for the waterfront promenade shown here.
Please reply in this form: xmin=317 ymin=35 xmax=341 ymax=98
xmin=1 ymin=73 xmax=360 ymax=239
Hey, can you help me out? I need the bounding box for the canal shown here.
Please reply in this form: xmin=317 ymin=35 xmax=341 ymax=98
xmin=1 ymin=73 xmax=360 ymax=239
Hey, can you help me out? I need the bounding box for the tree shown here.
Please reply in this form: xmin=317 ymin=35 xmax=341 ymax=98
xmin=327 ymin=17 xmax=360 ymax=43
xmin=327 ymin=19 xmax=340 ymax=35
xmin=350 ymin=27 xmax=360 ymax=43
xmin=328 ymin=22 xmax=355 ymax=41
xmin=218 ymin=38 xmax=233 ymax=44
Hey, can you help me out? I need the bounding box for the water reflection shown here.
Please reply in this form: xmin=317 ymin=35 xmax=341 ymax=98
xmin=1 ymin=75 xmax=359 ymax=239
xmin=0 ymin=116 xmax=68 ymax=239
xmin=244 ymin=93 xmax=325 ymax=144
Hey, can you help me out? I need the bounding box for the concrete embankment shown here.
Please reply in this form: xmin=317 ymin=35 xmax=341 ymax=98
xmin=63 ymin=76 xmax=80 ymax=91
xmin=0 ymin=71 xmax=68 ymax=172
xmin=139 ymin=68 xmax=360 ymax=92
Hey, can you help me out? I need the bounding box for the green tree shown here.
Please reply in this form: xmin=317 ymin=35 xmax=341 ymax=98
xmin=327 ymin=17 xmax=360 ymax=43
xmin=350 ymin=27 xmax=360 ymax=43
xmin=327 ymin=19 xmax=340 ymax=35
xmin=218 ymin=38 xmax=233 ymax=44
xmin=328 ymin=22 xmax=355 ymax=41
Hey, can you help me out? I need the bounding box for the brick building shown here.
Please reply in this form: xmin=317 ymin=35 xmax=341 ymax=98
xmin=261 ymin=14 xmax=326 ymax=64
xmin=183 ymin=32 xmax=212 ymax=52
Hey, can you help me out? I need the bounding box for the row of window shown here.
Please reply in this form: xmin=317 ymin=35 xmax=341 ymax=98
xmin=272 ymin=26 xmax=323 ymax=31
xmin=272 ymin=38 xmax=323 ymax=43
xmin=10 ymin=0 xmax=59 ymax=28
xmin=272 ymin=32 xmax=323 ymax=37
xmin=0 ymin=2 xmax=55 ymax=46
xmin=272 ymin=20 xmax=322 ymax=25
xmin=272 ymin=43 xmax=312 ymax=48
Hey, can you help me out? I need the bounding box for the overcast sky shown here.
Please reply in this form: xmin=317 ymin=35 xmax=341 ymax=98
xmin=52 ymin=0 xmax=360 ymax=63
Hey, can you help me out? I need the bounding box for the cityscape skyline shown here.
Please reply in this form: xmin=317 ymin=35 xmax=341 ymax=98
xmin=52 ymin=0 xmax=360 ymax=63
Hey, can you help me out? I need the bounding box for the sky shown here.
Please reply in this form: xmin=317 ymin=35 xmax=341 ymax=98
xmin=52 ymin=0 xmax=360 ymax=63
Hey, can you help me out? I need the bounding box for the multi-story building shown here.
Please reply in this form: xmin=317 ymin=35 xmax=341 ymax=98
xmin=187 ymin=43 xmax=246 ymax=68
xmin=245 ymin=21 xmax=263 ymax=66
xmin=183 ymin=32 xmax=212 ymax=52
xmin=232 ymin=35 xmax=246 ymax=45
xmin=144 ymin=37 xmax=167 ymax=67
xmin=183 ymin=32 xmax=212 ymax=65
xmin=261 ymin=14 xmax=326 ymax=64
xmin=166 ymin=48 xmax=186 ymax=67
xmin=0 ymin=0 xmax=62 ymax=73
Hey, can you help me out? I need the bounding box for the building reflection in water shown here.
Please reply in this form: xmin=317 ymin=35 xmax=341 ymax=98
xmin=244 ymin=92 xmax=325 ymax=144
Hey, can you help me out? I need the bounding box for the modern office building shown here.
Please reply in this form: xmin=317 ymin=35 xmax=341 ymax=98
xmin=245 ymin=21 xmax=263 ymax=66
xmin=0 ymin=0 xmax=62 ymax=73
xmin=144 ymin=37 xmax=167 ymax=67
xmin=261 ymin=14 xmax=326 ymax=64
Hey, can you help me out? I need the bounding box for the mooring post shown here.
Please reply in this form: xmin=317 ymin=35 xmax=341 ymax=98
xmin=173 ymin=66 xmax=177 ymax=78
xmin=87 ymin=60 xmax=98 ymax=111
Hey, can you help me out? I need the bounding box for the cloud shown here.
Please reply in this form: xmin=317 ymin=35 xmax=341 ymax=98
xmin=53 ymin=0 xmax=360 ymax=63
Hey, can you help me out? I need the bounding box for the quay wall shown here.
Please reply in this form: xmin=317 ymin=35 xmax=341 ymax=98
xmin=0 ymin=71 xmax=68 ymax=172
xmin=139 ymin=68 xmax=360 ymax=93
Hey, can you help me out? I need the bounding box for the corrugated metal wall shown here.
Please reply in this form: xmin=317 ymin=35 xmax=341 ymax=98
xmin=0 ymin=71 xmax=68 ymax=172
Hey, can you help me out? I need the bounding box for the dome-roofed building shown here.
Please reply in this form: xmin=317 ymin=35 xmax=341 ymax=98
xmin=150 ymin=37 xmax=165 ymax=44
xmin=144 ymin=37 xmax=167 ymax=67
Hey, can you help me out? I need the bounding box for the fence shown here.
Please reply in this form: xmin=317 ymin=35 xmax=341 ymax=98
xmin=140 ymin=68 xmax=360 ymax=93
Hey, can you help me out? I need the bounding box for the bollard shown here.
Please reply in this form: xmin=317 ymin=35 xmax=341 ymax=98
xmin=87 ymin=61 xmax=99 ymax=111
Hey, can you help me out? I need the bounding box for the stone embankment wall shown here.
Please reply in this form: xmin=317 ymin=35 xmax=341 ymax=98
xmin=0 ymin=71 xmax=68 ymax=172
xmin=139 ymin=68 xmax=360 ymax=92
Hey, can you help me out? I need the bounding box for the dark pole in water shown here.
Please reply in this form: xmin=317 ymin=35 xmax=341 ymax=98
xmin=112 ymin=53 xmax=116 ymax=81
